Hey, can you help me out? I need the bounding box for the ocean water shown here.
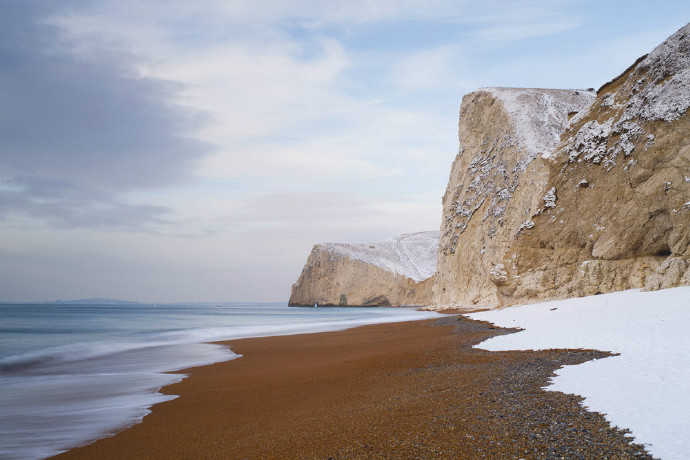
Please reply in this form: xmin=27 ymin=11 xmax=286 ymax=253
xmin=0 ymin=302 xmax=440 ymax=460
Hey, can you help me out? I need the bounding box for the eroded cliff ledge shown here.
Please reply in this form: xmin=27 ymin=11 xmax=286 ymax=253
xmin=289 ymin=232 xmax=438 ymax=307
xmin=433 ymin=23 xmax=690 ymax=309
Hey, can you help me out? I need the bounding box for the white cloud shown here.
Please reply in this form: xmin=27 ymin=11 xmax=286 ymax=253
xmin=43 ymin=0 xmax=591 ymax=208
xmin=392 ymin=45 xmax=466 ymax=90
xmin=473 ymin=18 xmax=581 ymax=45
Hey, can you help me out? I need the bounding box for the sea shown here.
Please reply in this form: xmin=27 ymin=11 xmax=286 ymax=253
xmin=0 ymin=302 xmax=440 ymax=460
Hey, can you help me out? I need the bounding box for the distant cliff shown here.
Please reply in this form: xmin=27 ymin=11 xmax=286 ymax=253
xmin=289 ymin=232 xmax=438 ymax=307
xmin=433 ymin=23 xmax=690 ymax=309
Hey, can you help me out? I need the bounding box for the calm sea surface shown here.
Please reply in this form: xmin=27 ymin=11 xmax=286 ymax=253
xmin=0 ymin=302 xmax=439 ymax=459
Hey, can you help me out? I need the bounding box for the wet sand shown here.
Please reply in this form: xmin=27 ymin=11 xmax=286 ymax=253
xmin=54 ymin=316 xmax=652 ymax=459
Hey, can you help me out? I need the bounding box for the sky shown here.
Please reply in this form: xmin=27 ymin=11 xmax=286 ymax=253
xmin=1 ymin=1 xmax=689 ymax=303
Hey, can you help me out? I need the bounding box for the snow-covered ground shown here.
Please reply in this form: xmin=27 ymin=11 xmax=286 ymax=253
xmin=467 ymin=287 xmax=690 ymax=460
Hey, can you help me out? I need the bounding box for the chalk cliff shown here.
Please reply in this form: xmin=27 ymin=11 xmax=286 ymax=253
xmin=433 ymin=23 xmax=690 ymax=309
xmin=433 ymin=88 xmax=596 ymax=308
xmin=289 ymin=232 xmax=438 ymax=306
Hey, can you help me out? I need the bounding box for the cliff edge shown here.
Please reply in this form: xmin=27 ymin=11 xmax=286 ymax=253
xmin=289 ymin=232 xmax=438 ymax=306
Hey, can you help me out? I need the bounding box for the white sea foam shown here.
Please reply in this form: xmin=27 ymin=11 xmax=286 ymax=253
xmin=2 ymin=311 xmax=440 ymax=374
xmin=0 ymin=342 xmax=235 ymax=460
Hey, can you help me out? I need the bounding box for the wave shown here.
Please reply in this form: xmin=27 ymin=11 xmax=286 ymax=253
xmin=0 ymin=309 xmax=439 ymax=374
xmin=0 ymin=340 xmax=174 ymax=373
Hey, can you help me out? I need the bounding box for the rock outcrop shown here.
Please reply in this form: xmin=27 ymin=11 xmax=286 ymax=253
xmin=433 ymin=23 xmax=690 ymax=309
xmin=433 ymin=88 xmax=596 ymax=308
xmin=289 ymin=232 xmax=438 ymax=307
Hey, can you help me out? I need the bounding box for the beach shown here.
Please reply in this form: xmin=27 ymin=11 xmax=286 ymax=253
xmin=53 ymin=315 xmax=652 ymax=459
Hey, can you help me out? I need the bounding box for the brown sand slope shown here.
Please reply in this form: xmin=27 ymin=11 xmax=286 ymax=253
xmin=54 ymin=317 xmax=652 ymax=459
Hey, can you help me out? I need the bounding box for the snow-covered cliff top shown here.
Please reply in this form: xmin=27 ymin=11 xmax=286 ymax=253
xmin=321 ymin=231 xmax=439 ymax=282
xmin=479 ymin=87 xmax=596 ymax=160
xmin=556 ymin=23 xmax=690 ymax=169
xmin=623 ymin=22 xmax=690 ymax=123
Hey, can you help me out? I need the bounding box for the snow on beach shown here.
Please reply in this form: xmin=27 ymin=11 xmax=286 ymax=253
xmin=467 ymin=287 xmax=690 ymax=460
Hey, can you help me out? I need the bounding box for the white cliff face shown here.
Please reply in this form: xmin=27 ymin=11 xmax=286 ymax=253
xmin=432 ymin=24 xmax=690 ymax=310
xmin=289 ymin=232 xmax=438 ymax=307
xmin=502 ymin=23 xmax=690 ymax=303
xmin=433 ymin=88 xmax=595 ymax=309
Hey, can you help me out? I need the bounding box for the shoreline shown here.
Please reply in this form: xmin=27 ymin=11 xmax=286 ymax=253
xmin=54 ymin=316 xmax=652 ymax=459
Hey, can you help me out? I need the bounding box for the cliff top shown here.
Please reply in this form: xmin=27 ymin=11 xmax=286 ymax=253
xmin=552 ymin=23 xmax=690 ymax=168
xmin=320 ymin=231 xmax=439 ymax=282
xmin=476 ymin=87 xmax=596 ymax=160
xmin=620 ymin=22 xmax=690 ymax=123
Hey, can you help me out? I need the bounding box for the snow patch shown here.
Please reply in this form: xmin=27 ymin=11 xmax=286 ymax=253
xmin=560 ymin=24 xmax=690 ymax=171
xmin=543 ymin=187 xmax=557 ymax=208
xmin=632 ymin=24 xmax=690 ymax=123
xmin=567 ymin=118 xmax=613 ymax=163
xmin=517 ymin=219 xmax=535 ymax=234
xmin=467 ymin=287 xmax=690 ymax=460
xmin=601 ymin=93 xmax=621 ymax=109
xmin=322 ymin=231 xmax=439 ymax=282
xmin=480 ymin=88 xmax=595 ymax=160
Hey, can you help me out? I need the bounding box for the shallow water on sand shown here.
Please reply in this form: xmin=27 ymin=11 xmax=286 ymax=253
xmin=0 ymin=302 xmax=439 ymax=459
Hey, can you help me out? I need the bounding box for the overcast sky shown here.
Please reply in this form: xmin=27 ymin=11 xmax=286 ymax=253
xmin=1 ymin=1 xmax=689 ymax=302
